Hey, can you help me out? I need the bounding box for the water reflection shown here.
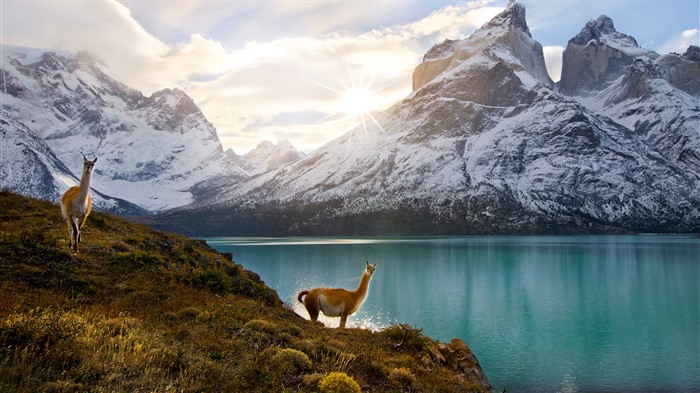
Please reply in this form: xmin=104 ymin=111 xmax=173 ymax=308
xmin=205 ymin=235 xmax=700 ymax=393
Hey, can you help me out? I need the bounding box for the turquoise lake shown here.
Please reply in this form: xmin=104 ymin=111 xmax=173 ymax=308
xmin=204 ymin=235 xmax=700 ymax=392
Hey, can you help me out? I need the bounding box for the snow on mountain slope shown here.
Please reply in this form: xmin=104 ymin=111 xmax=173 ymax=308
xmin=559 ymin=19 xmax=700 ymax=177
xmin=225 ymin=140 xmax=304 ymax=176
xmin=574 ymin=56 xmax=700 ymax=176
xmin=168 ymin=1 xmax=699 ymax=236
xmin=1 ymin=46 xmax=247 ymax=211
xmin=0 ymin=115 xmax=146 ymax=214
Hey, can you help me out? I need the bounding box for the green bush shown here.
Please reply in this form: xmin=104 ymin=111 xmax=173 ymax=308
xmin=388 ymin=367 xmax=417 ymax=389
xmin=268 ymin=348 xmax=312 ymax=376
xmin=319 ymin=372 xmax=361 ymax=393
xmin=192 ymin=269 xmax=231 ymax=293
xmin=242 ymin=319 xmax=277 ymax=333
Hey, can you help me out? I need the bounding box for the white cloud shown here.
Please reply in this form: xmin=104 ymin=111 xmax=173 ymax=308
xmin=196 ymin=4 xmax=504 ymax=153
xmin=187 ymin=34 xmax=420 ymax=152
xmin=542 ymin=45 xmax=565 ymax=82
xmin=657 ymin=29 xmax=699 ymax=55
xmin=1 ymin=0 xmax=175 ymax=93
xmin=1 ymin=0 xmax=506 ymax=153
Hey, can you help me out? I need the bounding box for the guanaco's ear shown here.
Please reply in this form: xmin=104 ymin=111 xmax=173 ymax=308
xmin=93 ymin=157 xmax=98 ymax=163
xmin=366 ymin=260 xmax=370 ymax=267
xmin=83 ymin=155 xmax=88 ymax=162
xmin=373 ymin=261 xmax=378 ymax=268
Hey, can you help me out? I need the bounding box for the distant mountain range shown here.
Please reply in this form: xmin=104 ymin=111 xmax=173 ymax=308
xmin=226 ymin=140 xmax=305 ymax=176
xmin=155 ymin=2 xmax=700 ymax=235
xmin=0 ymin=48 xmax=301 ymax=212
xmin=2 ymin=1 xmax=699 ymax=235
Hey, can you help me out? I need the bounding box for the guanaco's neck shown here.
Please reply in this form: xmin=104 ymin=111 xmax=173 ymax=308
xmin=76 ymin=166 xmax=93 ymax=203
xmin=354 ymin=272 xmax=372 ymax=297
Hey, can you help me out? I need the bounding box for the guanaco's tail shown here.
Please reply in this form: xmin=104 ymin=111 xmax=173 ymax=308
xmin=297 ymin=290 xmax=309 ymax=303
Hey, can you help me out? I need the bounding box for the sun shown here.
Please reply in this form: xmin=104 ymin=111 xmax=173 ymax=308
xmin=309 ymin=60 xmax=399 ymax=137
xmin=339 ymin=87 xmax=381 ymax=117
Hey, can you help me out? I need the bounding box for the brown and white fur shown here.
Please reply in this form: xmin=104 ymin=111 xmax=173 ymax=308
xmin=298 ymin=260 xmax=378 ymax=329
xmin=60 ymin=156 xmax=97 ymax=254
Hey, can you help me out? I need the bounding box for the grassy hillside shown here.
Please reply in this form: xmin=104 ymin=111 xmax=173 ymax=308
xmin=0 ymin=191 xmax=491 ymax=392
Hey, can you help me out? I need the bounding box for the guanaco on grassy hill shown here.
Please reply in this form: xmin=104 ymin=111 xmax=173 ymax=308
xmin=0 ymin=190 xmax=492 ymax=392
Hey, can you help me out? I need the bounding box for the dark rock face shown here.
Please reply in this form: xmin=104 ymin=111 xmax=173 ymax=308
xmin=681 ymin=45 xmax=700 ymax=62
xmin=656 ymin=46 xmax=700 ymax=96
xmin=568 ymin=15 xmax=633 ymax=46
xmin=558 ymin=16 xmax=655 ymax=96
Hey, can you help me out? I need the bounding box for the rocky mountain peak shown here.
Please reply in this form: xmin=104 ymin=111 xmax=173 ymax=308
xmin=413 ymin=1 xmax=551 ymax=91
xmin=148 ymin=88 xmax=197 ymax=113
xmin=559 ymin=15 xmax=656 ymax=95
xmin=569 ymin=15 xmax=639 ymax=48
xmin=482 ymin=0 xmax=530 ymax=37
xmin=226 ymin=140 xmax=304 ymax=176
xmin=423 ymin=39 xmax=456 ymax=61
xmin=681 ymin=45 xmax=700 ymax=62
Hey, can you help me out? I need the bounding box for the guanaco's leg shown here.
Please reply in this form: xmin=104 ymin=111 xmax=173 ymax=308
xmin=79 ymin=214 xmax=89 ymax=229
xmin=65 ymin=219 xmax=74 ymax=249
xmin=70 ymin=216 xmax=80 ymax=253
xmin=339 ymin=314 xmax=347 ymax=329
xmin=303 ymin=292 xmax=320 ymax=321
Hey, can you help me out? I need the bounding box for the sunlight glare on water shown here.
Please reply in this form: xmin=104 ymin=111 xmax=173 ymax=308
xmin=288 ymin=277 xmax=390 ymax=332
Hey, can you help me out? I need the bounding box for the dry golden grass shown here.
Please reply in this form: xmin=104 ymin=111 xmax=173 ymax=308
xmin=0 ymin=191 xmax=491 ymax=392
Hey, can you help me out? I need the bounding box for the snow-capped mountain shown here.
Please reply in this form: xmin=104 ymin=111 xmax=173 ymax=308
xmin=1 ymin=114 xmax=145 ymax=214
xmin=226 ymin=140 xmax=305 ymax=176
xmin=159 ymin=1 xmax=699 ymax=236
xmin=1 ymin=47 xmax=247 ymax=212
xmin=559 ymin=17 xmax=700 ymax=176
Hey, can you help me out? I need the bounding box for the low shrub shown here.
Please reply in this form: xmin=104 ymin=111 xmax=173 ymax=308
xmin=268 ymin=348 xmax=312 ymax=377
xmin=319 ymin=372 xmax=361 ymax=393
xmin=242 ymin=319 xmax=277 ymax=333
xmin=388 ymin=367 xmax=417 ymax=389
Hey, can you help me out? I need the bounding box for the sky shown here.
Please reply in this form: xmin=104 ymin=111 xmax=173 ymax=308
xmin=1 ymin=0 xmax=698 ymax=154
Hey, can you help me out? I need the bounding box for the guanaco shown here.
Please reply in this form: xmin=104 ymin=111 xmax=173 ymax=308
xmin=298 ymin=260 xmax=378 ymax=329
xmin=60 ymin=156 xmax=97 ymax=253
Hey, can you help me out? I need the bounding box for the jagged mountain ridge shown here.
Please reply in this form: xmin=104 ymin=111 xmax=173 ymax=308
xmin=1 ymin=46 xmax=247 ymax=212
xmin=226 ymin=140 xmax=305 ymax=176
xmin=560 ymin=16 xmax=700 ymax=177
xmin=159 ymin=1 xmax=700 ymax=236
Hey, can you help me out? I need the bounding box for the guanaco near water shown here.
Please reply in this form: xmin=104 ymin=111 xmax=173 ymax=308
xmin=60 ymin=156 xmax=97 ymax=254
xmin=298 ymin=260 xmax=378 ymax=329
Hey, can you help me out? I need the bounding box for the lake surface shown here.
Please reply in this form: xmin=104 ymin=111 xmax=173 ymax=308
xmin=204 ymin=235 xmax=700 ymax=393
